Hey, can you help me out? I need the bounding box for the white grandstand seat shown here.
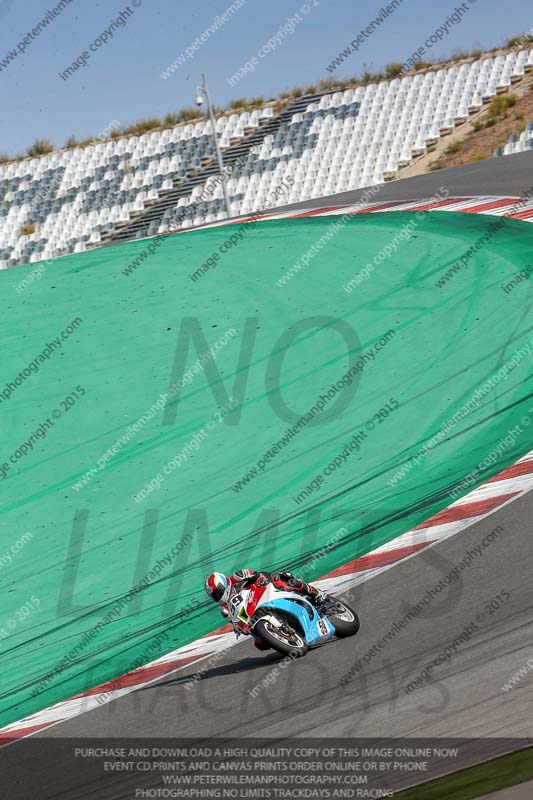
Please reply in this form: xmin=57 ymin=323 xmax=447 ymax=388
xmin=2 ymin=48 xmax=532 ymax=266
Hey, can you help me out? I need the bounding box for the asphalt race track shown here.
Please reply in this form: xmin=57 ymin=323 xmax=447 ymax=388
xmin=3 ymin=489 xmax=532 ymax=799
xmin=50 ymin=489 xmax=533 ymax=741
xmin=268 ymin=150 xmax=533 ymax=215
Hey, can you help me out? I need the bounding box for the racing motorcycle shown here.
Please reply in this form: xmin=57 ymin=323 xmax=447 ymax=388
xmin=227 ymin=581 xmax=360 ymax=657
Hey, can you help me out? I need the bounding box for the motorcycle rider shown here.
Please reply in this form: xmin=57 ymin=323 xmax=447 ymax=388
xmin=204 ymin=569 xmax=327 ymax=650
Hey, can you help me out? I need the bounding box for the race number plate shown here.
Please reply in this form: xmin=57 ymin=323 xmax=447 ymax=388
xmin=230 ymin=593 xmax=242 ymax=614
xmin=230 ymin=593 xmax=249 ymax=623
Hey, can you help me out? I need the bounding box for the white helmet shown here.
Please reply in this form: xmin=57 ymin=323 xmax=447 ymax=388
xmin=205 ymin=572 xmax=233 ymax=604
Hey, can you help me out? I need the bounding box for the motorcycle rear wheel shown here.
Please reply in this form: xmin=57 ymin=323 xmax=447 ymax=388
xmin=254 ymin=618 xmax=308 ymax=658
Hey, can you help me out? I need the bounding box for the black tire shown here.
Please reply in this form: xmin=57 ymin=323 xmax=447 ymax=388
xmin=254 ymin=618 xmax=308 ymax=658
xmin=327 ymin=599 xmax=360 ymax=638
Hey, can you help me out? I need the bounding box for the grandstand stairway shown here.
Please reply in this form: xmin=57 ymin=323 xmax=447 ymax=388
xmin=106 ymin=94 xmax=322 ymax=245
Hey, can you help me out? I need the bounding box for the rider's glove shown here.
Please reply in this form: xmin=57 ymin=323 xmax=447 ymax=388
xmin=232 ymin=620 xmax=250 ymax=638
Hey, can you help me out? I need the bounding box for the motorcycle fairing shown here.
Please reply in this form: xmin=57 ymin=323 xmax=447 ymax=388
xmin=231 ymin=584 xmax=335 ymax=647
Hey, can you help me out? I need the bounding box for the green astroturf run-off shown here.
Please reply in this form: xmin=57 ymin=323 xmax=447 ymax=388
xmin=0 ymin=210 xmax=531 ymax=728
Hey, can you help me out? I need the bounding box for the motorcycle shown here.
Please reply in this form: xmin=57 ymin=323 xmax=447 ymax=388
xmin=227 ymin=581 xmax=360 ymax=657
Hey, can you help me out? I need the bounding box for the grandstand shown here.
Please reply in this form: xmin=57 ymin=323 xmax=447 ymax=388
xmin=1 ymin=46 xmax=532 ymax=269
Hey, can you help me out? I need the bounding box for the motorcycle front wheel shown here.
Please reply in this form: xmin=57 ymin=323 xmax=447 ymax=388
xmin=326 ymin=598 xmax=360 ymax=638
xmin=254 ymin=618 xmax=308 ymax=658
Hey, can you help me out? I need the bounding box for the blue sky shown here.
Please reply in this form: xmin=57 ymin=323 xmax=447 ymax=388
xmin=1 ymin=0 xmax=531 ymax=156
